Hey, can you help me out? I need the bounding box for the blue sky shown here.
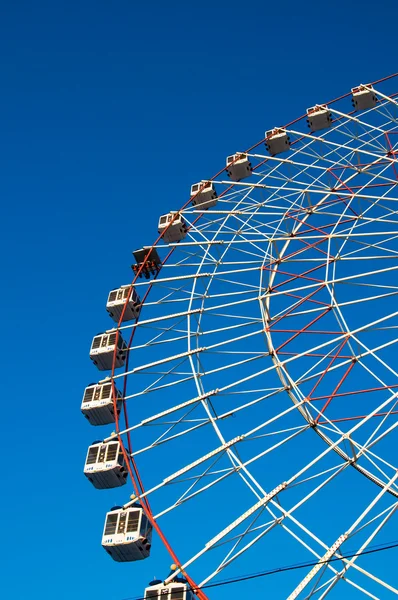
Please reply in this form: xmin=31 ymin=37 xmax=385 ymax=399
xmin=1 ymin=1 xmax=398 ymax=599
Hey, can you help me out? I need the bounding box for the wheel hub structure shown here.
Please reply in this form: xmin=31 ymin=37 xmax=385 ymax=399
xmin=84 ymin=75 xmax=398 ymax=599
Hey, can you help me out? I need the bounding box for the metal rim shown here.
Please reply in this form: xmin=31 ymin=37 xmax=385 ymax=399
xmin=104 ymin=72 xmax=398 ymax=599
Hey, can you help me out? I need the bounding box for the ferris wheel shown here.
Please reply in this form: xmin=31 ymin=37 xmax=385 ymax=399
xmin=82 ymin=74 xmax=398 ymax=600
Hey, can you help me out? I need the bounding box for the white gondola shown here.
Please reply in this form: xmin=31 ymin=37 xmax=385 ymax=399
xmin=265 ymin=128 xmax=291 ymax=156
xmin=106 ymin=285 xmax=141 ymax=323
xmin=158 ymin=212 xmax=187 ymax=243
xmin=89 ymin=331 xmax=127 ymax=371
xmin=190 ymin=181 xmax=218 ymax=210
xmin=102 ymin=505 xmax=152 ymax=562
xmin=132 ymin=246 xmax=162 ymax=279
xmin=306 ymin=105 xmax=332 ymax=132
xmin=81 ymin=381 xmax=123 ymax=425
xmin=226 ymin=153 xmax=252 ymax=181
xmin=84 ymin=440 xmax=128 ymax=489
xmin=144 ymin=579 xmax=194 ymax=599
xmin=352 ymin=85 xmax=377 ymax=111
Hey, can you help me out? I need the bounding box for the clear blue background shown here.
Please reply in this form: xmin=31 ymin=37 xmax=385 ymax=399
xmin=1 ymin=1 xmax=397 ymax=598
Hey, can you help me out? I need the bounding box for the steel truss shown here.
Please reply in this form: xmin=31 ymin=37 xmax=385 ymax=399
xmin=104 ymin=74 xmax=398 ymax=599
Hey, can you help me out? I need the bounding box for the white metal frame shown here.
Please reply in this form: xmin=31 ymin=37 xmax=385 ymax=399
xmin=89 ymin=77 xmax=398 ymax=599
